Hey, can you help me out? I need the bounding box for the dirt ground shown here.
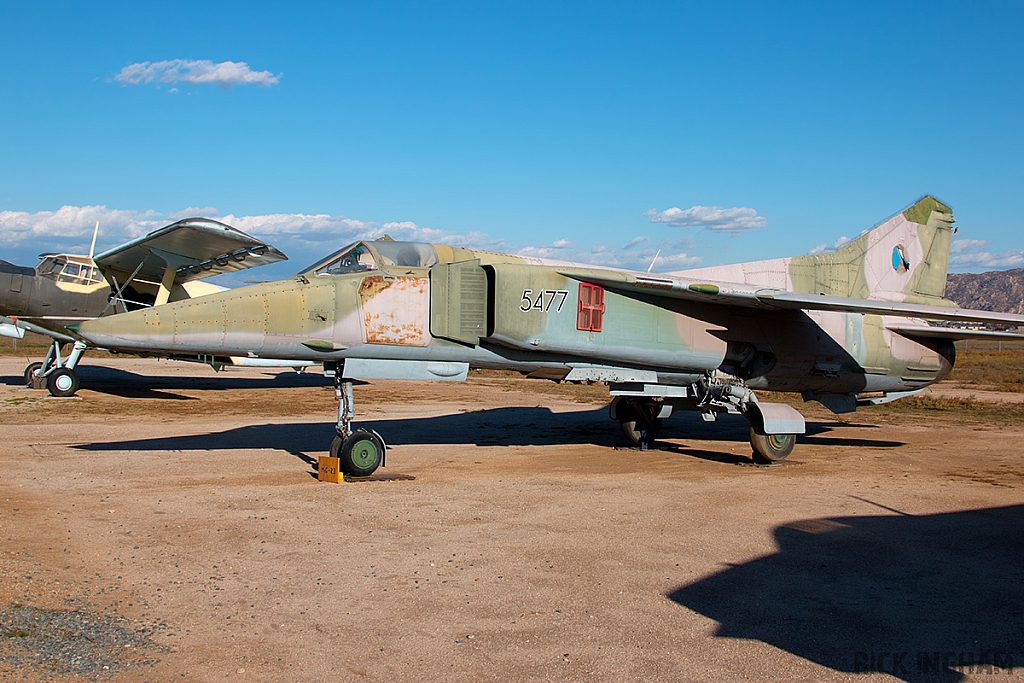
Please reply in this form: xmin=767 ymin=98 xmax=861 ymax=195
xmin=1 ymin=356 xmax=1022 ymax=683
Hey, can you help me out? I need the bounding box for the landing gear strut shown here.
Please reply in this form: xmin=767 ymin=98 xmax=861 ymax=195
xmin=25 ymin=339 xmax=87 ymax=397
xmin=609 ymin=374 xmax=804 ymax=462
xmin=329 ymin=374 xmax=386 ymax=477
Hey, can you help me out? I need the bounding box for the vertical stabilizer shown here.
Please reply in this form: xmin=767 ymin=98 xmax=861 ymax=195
xmin=786 ymin=196 xmax=955 ymax=303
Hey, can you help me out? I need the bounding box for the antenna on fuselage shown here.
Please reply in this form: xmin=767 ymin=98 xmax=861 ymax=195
xmin=88 ymin=221 xmax=100 ymax=261
xmin=646 ymin=249 xmax=661 ymax=273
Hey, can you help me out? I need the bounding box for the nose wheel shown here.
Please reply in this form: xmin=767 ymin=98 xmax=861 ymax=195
xmin=331 ymin=374 xmax=386 ymax=477
xmin=331 ymin=430 xmax=385 ymax=477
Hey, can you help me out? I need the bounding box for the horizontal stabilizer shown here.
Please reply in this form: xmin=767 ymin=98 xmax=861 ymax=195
xmin=887 ymin=324 xmax=1024 ymax=341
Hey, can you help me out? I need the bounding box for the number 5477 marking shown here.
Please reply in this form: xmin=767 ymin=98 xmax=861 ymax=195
xmin=520 ymin=289 xmax=568 ymax=313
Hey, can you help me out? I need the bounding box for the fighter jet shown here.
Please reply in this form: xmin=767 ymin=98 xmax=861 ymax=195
xmin=0 ymin=218 xmax=288 ymax=396
xmin=73 ymin=197 xmax=1024 ymax=473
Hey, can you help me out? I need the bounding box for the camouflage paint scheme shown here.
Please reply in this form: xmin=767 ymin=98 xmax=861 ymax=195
xmin=74 ymin=197 xmax=1023 ymax=415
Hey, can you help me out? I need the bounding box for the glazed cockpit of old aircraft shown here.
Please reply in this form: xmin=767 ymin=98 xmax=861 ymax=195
xmin=306 ymin=240 xmax=441 ymax=276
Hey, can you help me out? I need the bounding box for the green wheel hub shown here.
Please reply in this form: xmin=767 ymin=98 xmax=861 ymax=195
xmin=349 ymin=438 xmax=379 ymax=469
xmin=336 ymin=429 xmax=385 ymax=476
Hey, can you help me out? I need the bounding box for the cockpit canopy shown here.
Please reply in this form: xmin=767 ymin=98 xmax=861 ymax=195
xmin=36 ymin=255 xmax=104 ymax=285
xmin=306 ymin=241 xmax=440 ymax=276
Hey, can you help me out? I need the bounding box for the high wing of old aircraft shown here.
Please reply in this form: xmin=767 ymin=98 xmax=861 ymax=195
xmin=0 ymin=217 xmax=289 ymax=396
xmin=72 ymin=197 xmax=1024 ymax=473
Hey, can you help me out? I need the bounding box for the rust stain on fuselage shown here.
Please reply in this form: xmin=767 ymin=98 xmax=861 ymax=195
xmin=359 ymin=275 xmax=430 ymax=346
xmin=358 ymin=275 xmax=391 ymax=302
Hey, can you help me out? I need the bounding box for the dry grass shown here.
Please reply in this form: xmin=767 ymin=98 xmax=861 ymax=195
xmin=860 ymin=394 xmax=1024 ymax=424
xmin=0 ymin=332 xmax=53 ymax=357
xmin=945 ymin=349 xmax=1024 ymax=392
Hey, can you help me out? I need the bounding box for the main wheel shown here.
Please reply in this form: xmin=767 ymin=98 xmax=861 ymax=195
xmin=749 ymin=427 xmax=795 ymax=463
xmin=619 ymin=411 xmax=662 ymax=446
xmin=332 ymin=430 xmax=384 ymax=477
xmin=46 ymin=367 xmax=80 ymax=397
xmin=23 ymin=362 xmax=43 ymax=386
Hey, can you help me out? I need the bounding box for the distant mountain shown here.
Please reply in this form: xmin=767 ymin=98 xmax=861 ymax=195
xmin=945 ymin=269 xmax=1024 ymax=315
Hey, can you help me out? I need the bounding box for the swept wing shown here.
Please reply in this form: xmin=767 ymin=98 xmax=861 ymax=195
xmin=557 ymin=269 xmax=1024 ymax=339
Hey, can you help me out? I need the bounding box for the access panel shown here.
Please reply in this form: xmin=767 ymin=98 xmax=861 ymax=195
xmin=430 ymin=260 xmax=488 ymax=345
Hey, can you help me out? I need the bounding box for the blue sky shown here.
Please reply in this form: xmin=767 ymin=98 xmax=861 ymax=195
xmin=2 ymin=1 xmax=1022 ymax=283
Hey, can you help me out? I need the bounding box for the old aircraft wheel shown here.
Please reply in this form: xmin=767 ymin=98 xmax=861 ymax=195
xmin=46 ymin=367 xmax=80 ymax=397
xmin=338 ymin=430 xmax=384 ymax=477
xmin=23 ymin=362 xmax=43 ymax=386
xmin=620 ymin=414 xmax=662 ymax=446
xmin=749 ymin=426 xmax=795 ymax=463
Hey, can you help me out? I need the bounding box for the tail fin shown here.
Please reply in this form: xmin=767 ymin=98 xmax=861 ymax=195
xmin=788 ymin=196 xmax=956 ymax=303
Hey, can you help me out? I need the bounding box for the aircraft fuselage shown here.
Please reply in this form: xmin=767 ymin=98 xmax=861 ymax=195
xmin=72 ymin=262 xmax=954 ymax=396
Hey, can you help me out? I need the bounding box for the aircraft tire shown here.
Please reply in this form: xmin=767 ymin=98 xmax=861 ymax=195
xmin=46 ymin=368 xmax=80 ymax=397
xmin=749 ymin=427 xmax=795 ymax=463
xmin=620 ymin=415 xmax=662 ymax=446
xmin=334 ymin=430 xmax=384 ymax=477
xmin=23 ymin=362 xmax=43 ymax=386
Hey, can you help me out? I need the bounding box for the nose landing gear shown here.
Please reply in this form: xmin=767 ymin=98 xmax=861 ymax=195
xmin=329 ymin=373 xmax=386 ymax=477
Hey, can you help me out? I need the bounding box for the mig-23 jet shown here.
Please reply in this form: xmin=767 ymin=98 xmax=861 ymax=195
xmin=72 ymin=197 xmax=1024 ymax=474
xmin=0 ymin=218 xmax=288 ymax=396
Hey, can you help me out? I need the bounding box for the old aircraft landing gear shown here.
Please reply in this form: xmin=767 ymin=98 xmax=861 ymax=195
xmin=612 ymin=397 xmax=663 ymax=449
xmin=23 ymin=362 xmax=43 ymax=386
xmin=609 ymin=374 xmax=805 ymax=462
xmin=330 ymin=374 xmax=386 ymax=477
xmin=25 ymin=339 xmax=87 ymax=397
xmin=749 ymin=427 xmax=795 ymax=464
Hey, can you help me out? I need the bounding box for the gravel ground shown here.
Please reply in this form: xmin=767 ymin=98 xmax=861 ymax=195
xmin=0 ymin=602 xmax=164 ymax=680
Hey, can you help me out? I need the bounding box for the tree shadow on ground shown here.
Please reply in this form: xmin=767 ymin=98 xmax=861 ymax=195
xmin=72 ymin=408 xmax=902 ymax=464
xmin=668 ymin=504 xmax=1024 ymax=681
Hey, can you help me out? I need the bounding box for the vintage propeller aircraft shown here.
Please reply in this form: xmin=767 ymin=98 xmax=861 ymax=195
xmin=72 ymin=197 xmax=1024 ymax=473
xmin=0 ymin=218 xmax=290 ymax=396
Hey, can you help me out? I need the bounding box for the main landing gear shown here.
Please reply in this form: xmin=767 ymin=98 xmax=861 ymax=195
xmin=329 ymin=374 xmax=386 ymax=477
xmin=614 ymin=398 xmax=664 ymax=450
xmin=24 ymin=339 xmax=87 ymax=397
xmin=610 ymin=375 xmax=804 ymax=464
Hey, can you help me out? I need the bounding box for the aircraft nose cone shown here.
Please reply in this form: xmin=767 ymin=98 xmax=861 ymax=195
xmin=74 ymin=307 xmax=157 ymax=350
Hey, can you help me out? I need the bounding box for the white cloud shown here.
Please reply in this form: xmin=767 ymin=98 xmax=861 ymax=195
xmin=623 ymin=236 xmax=649 ymax=250
xmin=949 ymin=238 xmax=988 ymax=254
xmin=115 ymin=60 xmax=281 ymax=89
xmin=0 ymin=206 xmax=163 ymax=252
xmin=515 ymin=238 xmax=577 ymax=259
xmin=0 ymin=205 xmax=702 ymax=278
xmin=647 ymin=205 xmax=766 ymax=234
xmin=809 ymin=235 xmax=852 ymax=254
xmin=949 ymin=238 xmax=1024 ymax=270
xmin=588 ymin=247 xmax=701 ymax=271
xmin=166 ymin=207 xmax=220 ymax=221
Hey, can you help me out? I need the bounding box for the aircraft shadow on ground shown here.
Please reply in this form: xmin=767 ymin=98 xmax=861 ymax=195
xmin=72 ymin=408 xmax=903 ymax=463
xmin=668 ymin=504 xmax=1024 ymax=682
xmin=1 ymin=364 xmax=329 ymax=399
